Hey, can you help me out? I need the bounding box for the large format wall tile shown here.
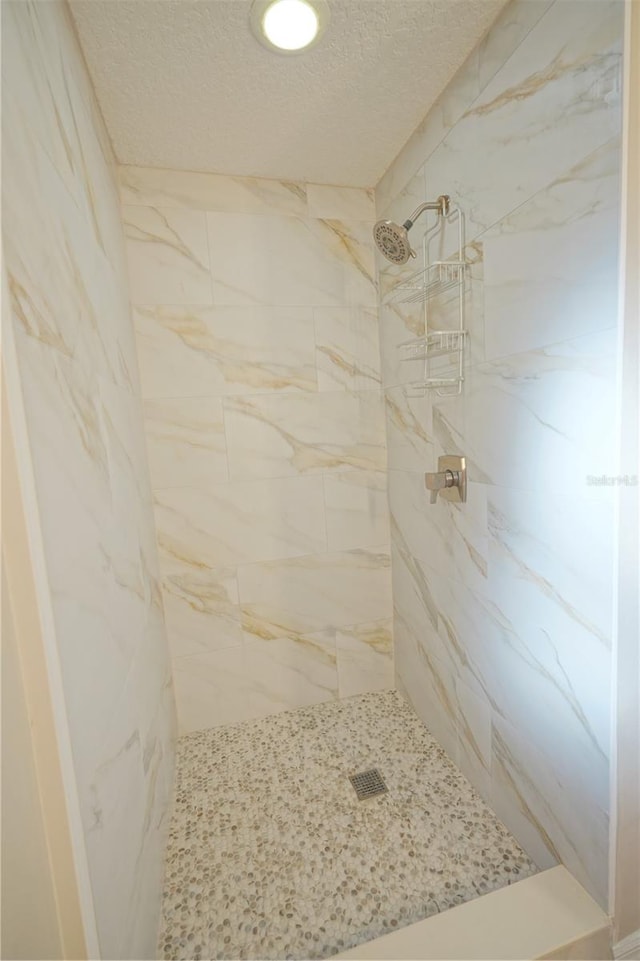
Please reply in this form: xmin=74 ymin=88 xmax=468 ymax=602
xmin=485 ymin=485 xmax=614 ymax=665
xmin=171 ymin=648 xmax=252 ymax=731
xmin=462 ymin=330 xmax=617 ymax=491
xmin=376 ymin=0 xmax=622 ymax=910
xmin=123 ymin=206 xmax=212 ymax=305
xmin=422 ymin=0 xmax=622 ymax=246
xmin=238 ymin=549 xmax=392 ymax=642
xmin=336 ymin=619 xmax=394 ymax=697
xmin=134 ymin=305 xmax=317 ymax=398
xmin=143 ymin=396 xmax=228 ymax=488
xmin=207 ymin=212 xmax=377 ymax=307
xmin=389 ymin=471 xmax=489 ymax=591
xmin=375 ymin=0 xmax=555 ymax=214
xmin=154 ymin=476 xmax=327 ymax=569
xmin=384 ymin=387 xmax=433 ymax=472
xmin=455 ymin=678 xmax=493 ymax=802
xmin=161 ymin=565 xmax=243 ymax=658
xmin=3 ymin=4 xmax=176 ymax=957
xmin=224 ymin=391 xmax=386 ymax=479
xmin=124 ymin=168 xmax=392 ymax=732
xmin=432 ymin=573 xmax=609 ymax=816
xmin=171 ymin=630 xmax=342 ymax=733
xmin=120 ymin=165 xmax=308 ymax=217
xmin=306 ymin=184 xmax=376 ymax=221
xmin=393 ymin=613 xmax=459 ymax=763
xmin=491 ymin=714 xmax=609 ymax=903
xmin=243 ymin=633 xmax=339 ymax=716
xmin=323 ymin=471 xmax=389 ymax=551
xmin=482 ymin=137 xmax=621 ymax=360
xmin=314 ymin=307 xmax=381 ymax=392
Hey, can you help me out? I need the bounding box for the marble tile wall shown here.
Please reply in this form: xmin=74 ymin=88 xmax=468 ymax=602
xmin=2 ymin=2 xmax=177 ymax=958
xmin=375 ymin=0 xmax=623 ymax=909
xmin=120 ymin=167 xmax=393 ymax=734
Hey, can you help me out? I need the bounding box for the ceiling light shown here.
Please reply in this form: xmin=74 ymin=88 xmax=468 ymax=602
xmin=250 ymin=0 xmax=329 ymax=54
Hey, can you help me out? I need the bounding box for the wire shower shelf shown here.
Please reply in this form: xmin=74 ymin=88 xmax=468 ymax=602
xmin=399 ymin=329 xmax=467 ymax=360
xmin=384 ymin=260 xmax=466 ymax=306
xmin=385 ymin=203 xmax=468 ymax=396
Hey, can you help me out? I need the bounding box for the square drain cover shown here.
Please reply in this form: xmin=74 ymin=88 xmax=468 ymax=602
xmin=349 ymin=768 xmax=388 ymax=800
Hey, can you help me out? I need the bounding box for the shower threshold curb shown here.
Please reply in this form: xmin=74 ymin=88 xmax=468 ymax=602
xmin=333 ymin=866 xmax=611 ymax=960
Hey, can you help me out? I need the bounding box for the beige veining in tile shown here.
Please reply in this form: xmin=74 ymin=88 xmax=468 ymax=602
xmin=380 ymin=18 xmax=623 ymax=888
xmin=238 ymin=548 xmax=392 ymax=642
xmin=161 ymin=565 xmax=242 ymax=658
xmin=119 ymin=165 xmax=307 ymax=216
xmin=143 ymin=396 xmax=228 ymax=488
xmin=206 ymin=213 xmax=377 ymax=308
xmin=306 ymin=184 xmax=376 ymax=221
xmin=123 ymin=205 xmax=212 ymax=305
xmin=336 ymin=620 xmax=394 ymax=697
xmin=134 ymin=305 xmax=317 ymax=399
xmin=3 ymin=4 xmax=176 ymax=957
xmin=314 ymin=307 xmax=381 ymax=392
xmin=244 ymin=632 xmax=339 ymax=717
xmin=124 ymin=167 xmax=391 ymax=733
xmin=224 ymin=392 xmax=386 ymax=479
xmin=154 ymin=476 xmax=327 ymax=570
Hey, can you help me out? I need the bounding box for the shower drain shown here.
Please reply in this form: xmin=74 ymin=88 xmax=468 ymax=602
xmin=349 ymin=768 xmax=388 ymax=800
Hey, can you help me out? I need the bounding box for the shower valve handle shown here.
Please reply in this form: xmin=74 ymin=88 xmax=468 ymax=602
xmin=425 ymin=469 xmax=458 ymax=504
xmin=424 ymin=455 xmax=467 ymax=505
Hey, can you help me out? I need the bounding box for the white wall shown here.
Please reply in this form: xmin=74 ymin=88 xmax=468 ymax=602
xmin=119 ymin=166 xmax=393 ymax=733
xmin=611 ymin=0 xmax=640 ymax=950
xmin=375 ymin=0 xmax=623 ymax=908
xmin=1 ymin=570 xmax=64 ymax=961
xmin=1 ymin=2 xmax=177 ymax=956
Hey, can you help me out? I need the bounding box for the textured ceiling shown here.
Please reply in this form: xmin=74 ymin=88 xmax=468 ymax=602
xmin=70 ymin=0 xmax=506 ymax=187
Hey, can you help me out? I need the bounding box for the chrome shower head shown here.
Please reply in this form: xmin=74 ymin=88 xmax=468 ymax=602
xmin=373 ymin=220 xmax=415 ymax=265
xmin=373 ymin=195 xmax=451 ymax=265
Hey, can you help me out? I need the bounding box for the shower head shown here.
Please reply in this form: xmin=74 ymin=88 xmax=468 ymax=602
xmin=373 ymin=195 xmax=450 ymax=265
xmin=373 ymin=220 xmax=415 ymax=265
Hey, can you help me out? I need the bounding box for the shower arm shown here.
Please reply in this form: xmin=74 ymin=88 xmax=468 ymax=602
xmin=402 ymin=195 xmax=450 ymax=231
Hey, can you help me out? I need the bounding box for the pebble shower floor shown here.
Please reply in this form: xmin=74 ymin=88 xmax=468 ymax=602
xmin=159 ymin=691 xmax=537 ymax=960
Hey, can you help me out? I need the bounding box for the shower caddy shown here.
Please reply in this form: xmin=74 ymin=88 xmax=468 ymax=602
xmin=385 ymin=200 xmax=468 ymax=396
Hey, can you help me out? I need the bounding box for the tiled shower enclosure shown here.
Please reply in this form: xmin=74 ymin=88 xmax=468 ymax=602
xmin=159 ymin=693 xmax=536 ymax=960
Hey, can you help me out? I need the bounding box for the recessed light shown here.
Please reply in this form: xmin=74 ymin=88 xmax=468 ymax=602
xmin=250 ymin=0 xmax=329 ymax=54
